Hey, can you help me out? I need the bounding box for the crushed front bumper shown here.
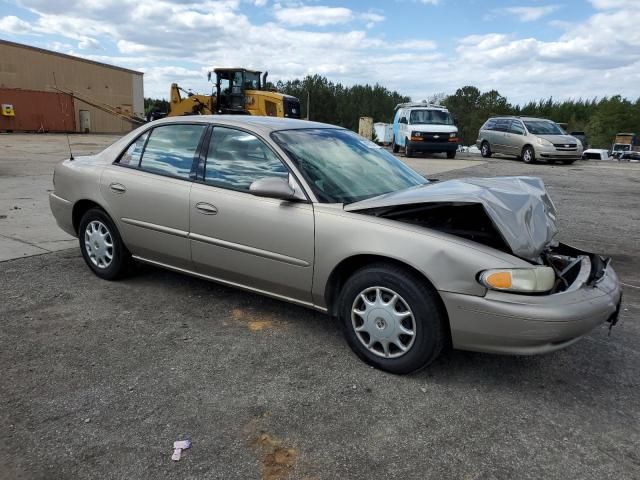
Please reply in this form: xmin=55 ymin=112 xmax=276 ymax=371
xmin=441 ymin=247 xmax=622 ymax=355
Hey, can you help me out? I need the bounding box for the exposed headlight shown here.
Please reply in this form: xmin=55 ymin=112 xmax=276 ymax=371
xmin=412 ymin=131 xmax=422 ymax=137
xmin=479 ymin=267 xmax=555 ymax=293
xmin=449 ymin=132 xmax=456 ymax=138
xmin=536 ymin=137 xmax=553 ymax=147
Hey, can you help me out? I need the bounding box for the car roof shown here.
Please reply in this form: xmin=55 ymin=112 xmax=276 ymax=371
xmin=488 ymin=116 xmax=554 ymax=122
xmin=150 ymin=115 xmax=342 ymax=135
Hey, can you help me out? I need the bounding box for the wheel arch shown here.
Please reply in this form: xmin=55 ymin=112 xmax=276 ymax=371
xmin=324 ymin=254 xmax=444 ymax=315
xmin=72 ymin=199 xmax=111 ymax=235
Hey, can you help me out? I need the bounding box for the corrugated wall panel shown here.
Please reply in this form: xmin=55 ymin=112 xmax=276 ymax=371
xmin=0 ymin=88 xmax=75 ymax=132
xmin=0 ymin=41 xmax=143 ymax=133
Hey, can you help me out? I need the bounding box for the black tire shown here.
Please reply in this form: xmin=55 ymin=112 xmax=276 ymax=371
xmin=78 ymin=207 xmax=131 ymax=280
xmin=522 ymin=145 xmax=536 ymax=164
xmin=562 ymin=159 xmax=576 ymax=165
xmin=446 ymin=150 xmax=456 ymax=159
xmin=392 ymin=137 xmax=399 ymax=153
xmin=480 ymin=141 xmax=492 ymax=158
xmin=404 ymin=139 xmax=413 ymax=158
xmin=338 ymin=263 xmax=447 ymax=374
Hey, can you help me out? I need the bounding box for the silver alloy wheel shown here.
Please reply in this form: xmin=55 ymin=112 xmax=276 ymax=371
xmin=523 ymin=148 xmax=533 ymax=162
xmin=351 ymin=286 xmax=417 ymax=358
xmin=84 ymin=220 xmax=114 ymax=269
xmin=482 ymin=143 xmax=489 ymax=156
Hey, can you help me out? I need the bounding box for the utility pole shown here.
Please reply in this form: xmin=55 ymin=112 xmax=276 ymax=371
xmin=306 ymin=91 xmax=310 ymax=120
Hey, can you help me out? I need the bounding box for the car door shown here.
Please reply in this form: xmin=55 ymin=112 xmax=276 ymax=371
xmin=100 ymin=123 xmax=207 ymax=270
xmin=397 ymin=109 xmax=409 ymax=147
xmin=189 ymin=125 xmax=315 ymax=305
xmin=491 ymin=119 xmax=511 ymax=154
xmin=505 ymin=119 xmax=526 ymax=156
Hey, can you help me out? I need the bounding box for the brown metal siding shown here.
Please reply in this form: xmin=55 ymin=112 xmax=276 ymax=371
xmin=0 ymin=41 xmax=143 ymax=133
xmin=0 ymin=88 xmax=75 ymax=132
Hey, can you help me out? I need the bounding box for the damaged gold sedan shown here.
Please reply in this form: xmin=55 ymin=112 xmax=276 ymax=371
xmin=50 ymin=117 xmax=622 ymax=374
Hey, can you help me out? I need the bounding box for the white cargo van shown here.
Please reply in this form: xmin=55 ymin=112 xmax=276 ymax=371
xmin=392 ymin=102 xmax=459 ymax=158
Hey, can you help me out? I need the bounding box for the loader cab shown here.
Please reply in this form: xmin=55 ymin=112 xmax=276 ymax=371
xmin=212 ymin=68 xmax=263 ymax=114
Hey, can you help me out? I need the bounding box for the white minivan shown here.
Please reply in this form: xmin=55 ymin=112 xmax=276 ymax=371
xmin=392 ymin=102 xmax=459 ymax=158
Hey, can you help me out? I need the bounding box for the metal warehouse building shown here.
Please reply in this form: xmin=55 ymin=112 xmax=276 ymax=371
xmin=0 ymin=39 xmax=144 ymax=133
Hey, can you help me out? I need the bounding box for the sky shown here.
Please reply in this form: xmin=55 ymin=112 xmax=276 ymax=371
xmin=0 ymin=0 xmax=639 ymax=103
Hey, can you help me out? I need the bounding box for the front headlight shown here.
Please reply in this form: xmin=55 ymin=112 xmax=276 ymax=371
xmin=449 ymin=132 xmax=456 ymax=138
xmin=536 ymin=137 xmax=553 ymax=147
xmin=479 ymin=267 xmax=555 ymax=293
xmin=411 ymin=131 xmax=422 ymax=137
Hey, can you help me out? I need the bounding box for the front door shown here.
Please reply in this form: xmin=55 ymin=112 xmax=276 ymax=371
xmin=100 ymin=123 xmax=207 ymax=269
xmin=189 ymin=126 xmax=315 ymax=304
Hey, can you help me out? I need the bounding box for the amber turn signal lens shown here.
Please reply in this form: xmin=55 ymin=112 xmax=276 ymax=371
xmin=484 ymin=271 xmax=512 ymax=289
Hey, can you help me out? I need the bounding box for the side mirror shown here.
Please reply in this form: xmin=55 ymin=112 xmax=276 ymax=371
xmin=399 ymin=117 xmax=408 ymax=124
xmin=249 ymin=176 xmax=295 ymax=200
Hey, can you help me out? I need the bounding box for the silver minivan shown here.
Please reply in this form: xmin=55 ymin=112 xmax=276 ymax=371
xmin=477 ymin=116 xmax=583 ymax=164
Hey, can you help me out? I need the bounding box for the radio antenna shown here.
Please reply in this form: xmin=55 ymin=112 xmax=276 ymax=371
xmin=52 ymin=72 xmax=74 ymax=160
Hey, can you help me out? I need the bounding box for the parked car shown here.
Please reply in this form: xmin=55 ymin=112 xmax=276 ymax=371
xmin=392 ymin=102 xmax=459 ymax=159
xmin=50 ymin=116 xmax=622 ymax=374
xmin=477 ymin=116 xmax=583 ymax=164
xmin=570 ymin=131 xmax=588 ymax=149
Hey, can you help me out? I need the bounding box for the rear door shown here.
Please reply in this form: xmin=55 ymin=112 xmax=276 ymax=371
xmin=492 ymin=119 xmax=511 ymax=154
xmin=100 ymin=123 xmax=207 ymax=269
xmin=189 ymin=125 xmax=315 ymax=304
xmin=505 ymin=119 xmax=526 ymax=156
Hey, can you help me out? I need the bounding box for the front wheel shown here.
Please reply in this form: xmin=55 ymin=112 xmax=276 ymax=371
xmin=480 ymin=141 xmax=492 ymax=158
xmin=404 ymin=139 xmax=413 ymax=158
xmin=338 ymin=263 xmax=447 ymax=374
xmin=392 ymin=137 xmax=399 ymax=153
xmin=447 ymin=150 xmax=456 ymax=159
xmin=522 ymin=145 xmax=536 ymax=164
xmin=78 ymin=208 xmax=132 ymax=280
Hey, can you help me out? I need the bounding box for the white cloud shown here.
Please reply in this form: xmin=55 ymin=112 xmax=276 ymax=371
xmin=504 ymin=5 xmax=561 ymax=22
xmin=273 ymin=5 xmax=353 ymax=26
xmin=0 ymin=15 xmax=34 ymax=33
xmin=254 ymin=0 xmax=267 ymax=6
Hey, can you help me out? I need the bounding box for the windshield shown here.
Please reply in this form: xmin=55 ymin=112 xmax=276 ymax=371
xmin=271 ymin=128 xmax=427 ymax=203
xmin=523 ymin=120 xmax=564 ymax=135
xmin=409 ymin=109 xmax=454 ymax=125
xmin=244 ymin=71 xmax=261 ymax=89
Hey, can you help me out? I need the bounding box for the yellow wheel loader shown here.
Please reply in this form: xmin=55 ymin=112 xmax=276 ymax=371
xmin=168 ymin=68 xmax=301 ymax=118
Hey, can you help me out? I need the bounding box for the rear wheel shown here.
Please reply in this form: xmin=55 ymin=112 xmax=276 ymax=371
xmin=78 ymin=208 xmax=131 ymax=280
xmin=522 ymin=145 xmax=536 ymax=164
xmin=481 ymin=141 xmax=492 ymax=158
xmin=447 ymin=150 xmax=456 ymax=159
xmin=405 ymin=139 xmax=413 ymax=158
xmin=338 ymin=263 xmax=447 ymax=374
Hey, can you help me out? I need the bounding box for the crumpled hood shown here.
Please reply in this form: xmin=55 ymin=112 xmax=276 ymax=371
xmin=345 ymin=176 xmax=558 ymax=261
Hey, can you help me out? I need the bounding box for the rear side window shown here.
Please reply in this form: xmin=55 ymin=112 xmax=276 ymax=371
xmin=139 ymin=124 xmax=206 ymax=179
xmin=483 ymin=119 xmax=497 ymax=130
xmin=495 ymin=119 xmax=511 ymax=132
xmin=204 ymin=127 xmax=288 ymax=191
xmin=119 ymin=131 xmax=149 ymax=167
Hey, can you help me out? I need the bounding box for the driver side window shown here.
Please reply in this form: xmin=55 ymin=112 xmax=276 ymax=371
xmin=204 ymin=127 xmax=288 ymax=191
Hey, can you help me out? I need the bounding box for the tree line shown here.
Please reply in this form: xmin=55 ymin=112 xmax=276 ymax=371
xmin=145 ymin=75 xmax=640 ymax=148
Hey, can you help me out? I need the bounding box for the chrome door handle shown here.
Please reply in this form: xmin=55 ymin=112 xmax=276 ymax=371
xmin=195 ymin=202 xmax=218 ymax=215
xmin=109 ymin=183 xmax=126 ymax=194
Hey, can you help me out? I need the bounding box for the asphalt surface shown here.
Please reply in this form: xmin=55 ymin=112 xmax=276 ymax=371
xmin=1 ymin=151 xmax=639 ymax=479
